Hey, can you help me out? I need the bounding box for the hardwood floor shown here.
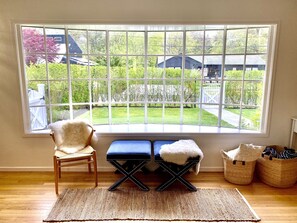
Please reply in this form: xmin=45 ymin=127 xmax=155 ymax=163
xmin=0 ymin=171 xmax=296 ymax=223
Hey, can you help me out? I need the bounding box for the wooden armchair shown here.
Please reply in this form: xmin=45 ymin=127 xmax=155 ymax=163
xmin=49 ymin=120 xmax=98 ymax=194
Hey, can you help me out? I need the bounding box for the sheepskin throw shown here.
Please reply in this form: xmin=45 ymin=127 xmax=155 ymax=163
xmin=49 ymin=120 xmax=96 ymax=154
xmin=226 ymin=143 xmax=265 ymax=161
xmin=159 ymin=140 xmax=204 ymax=174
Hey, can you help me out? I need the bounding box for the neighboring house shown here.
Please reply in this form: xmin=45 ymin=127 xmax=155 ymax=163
xmin=47 ymin=34 xmax=82 ymax=55
xmin=47 ymin=34 xmax=97 ymax=66
xmin=157 ymin=55 xmax=266 ymax=78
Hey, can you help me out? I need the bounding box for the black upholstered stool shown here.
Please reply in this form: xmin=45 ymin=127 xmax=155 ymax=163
xmin=154 ymin=140 xmax=200 ymax=191
xmin=106 ymin=140 xmax=151 ymax=191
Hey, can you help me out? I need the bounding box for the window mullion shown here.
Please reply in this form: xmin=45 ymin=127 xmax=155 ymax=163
xmin=238 ymin=27 xmax=250 ymax=130
xmin=199 ymin=27 xmax=206 ymax=126
xmin=144 ymin=29 xmax=148 ymax=124
xmin=162 ymin=31 xmax=166 ymax=124
xmin=86 ymin=30 xmax=92 ymax=123
xmin=181 ymin=30 xmax=186 ymax=124
xmin=126 ymin=31 xmax=129 ymax=124
xmin=217 ymin=26 xmax=228 ymax=127
xmin=42 ymin=26 xmax=53 ymax=124
xmin=65 ymin=27 xmax=73 ymax=120
xmin=106 ymin=31 xmax=112 ymax=125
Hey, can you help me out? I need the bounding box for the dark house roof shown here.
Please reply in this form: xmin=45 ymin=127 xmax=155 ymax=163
xmin=47 ymin=34 xmax=82 ymax=55
xmin=157 ymin=55 xmax=266 ymax=68
xmin=47 ymin=34 xmax=97 ymax=65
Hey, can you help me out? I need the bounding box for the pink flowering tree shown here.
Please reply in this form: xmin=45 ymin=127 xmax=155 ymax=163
xmin=22 ymin=28 xmax=60 ymax=66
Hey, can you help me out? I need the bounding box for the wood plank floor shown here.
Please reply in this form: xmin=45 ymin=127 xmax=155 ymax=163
xmin=0 ymin=171 xmax=296 ymax=223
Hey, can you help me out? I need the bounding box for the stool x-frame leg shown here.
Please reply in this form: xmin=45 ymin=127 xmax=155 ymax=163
xmin=156 ymin=160 xmax=199 ymax=191
xmin=108 ymin=160 xmax=149 ymax=191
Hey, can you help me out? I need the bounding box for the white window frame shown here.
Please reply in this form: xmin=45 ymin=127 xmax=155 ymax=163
xmin=15 ymin=23 xmax=277 ymax=135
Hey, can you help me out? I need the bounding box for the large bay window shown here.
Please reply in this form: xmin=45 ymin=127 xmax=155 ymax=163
xmin=16 ymin=24 xmax=276 ymax=133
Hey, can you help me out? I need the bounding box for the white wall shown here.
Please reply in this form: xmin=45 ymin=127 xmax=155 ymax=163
xmin=0 ymin=0 xmax=297 ymax=172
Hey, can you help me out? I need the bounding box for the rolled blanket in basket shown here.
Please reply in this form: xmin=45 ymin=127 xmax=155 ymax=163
xmin=263 ymin=146 xmax=297 ymax=159
xmin=159 ymin=140 xmax=204 ymax=174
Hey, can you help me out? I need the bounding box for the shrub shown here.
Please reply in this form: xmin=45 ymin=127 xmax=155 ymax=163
xmin=26 ymin=65 xmax=264 ymax=108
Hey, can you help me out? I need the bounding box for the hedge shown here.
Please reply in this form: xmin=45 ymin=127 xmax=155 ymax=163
xmin=26 ymin=64 xmax=263 ymax=108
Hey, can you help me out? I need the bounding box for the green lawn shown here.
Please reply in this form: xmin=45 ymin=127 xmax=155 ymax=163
xmin=225 ymin=108 xmax=260 ymax=129
xmin=78 ymin=106 xmax=234 ymax=127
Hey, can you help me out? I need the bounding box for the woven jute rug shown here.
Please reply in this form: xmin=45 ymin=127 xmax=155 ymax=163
xmin=44 ymin=188 xmax=260 ymax=222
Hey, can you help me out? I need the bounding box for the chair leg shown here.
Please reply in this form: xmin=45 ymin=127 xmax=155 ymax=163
xmin=58 ymin=160 xmax=61 ymax=178
xmin=53 ymin=156 xmax=59 ymax=195
xmin=93 ymin=151 xmax=98 ymax=187
xmin=88 ymin=157 xmax=92 ymax=173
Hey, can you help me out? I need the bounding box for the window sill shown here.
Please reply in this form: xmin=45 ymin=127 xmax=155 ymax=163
xmin=26 ymin=124 xmax=265 ymax=137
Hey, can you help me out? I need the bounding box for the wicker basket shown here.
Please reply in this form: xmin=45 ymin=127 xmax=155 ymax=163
xmin=256 ymin=145 xmax=297 ymax=188
xmin=221 ymin=150 xmax=256 ymax=185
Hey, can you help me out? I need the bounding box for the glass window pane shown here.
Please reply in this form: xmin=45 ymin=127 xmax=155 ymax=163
xmin=49 ymin=81 xmax=69 ymax=104
xmin=92 ymin=80 xmax=108 ymax=103
xmin=128 ymin=32 xmax=144 ymax=55
xmin=110 ymin=56 xmax=126 ymax=78
xmin=68 ymin=30 xmax=87 ymax=54
xmin=164 ymin=80 xmax=181 ymax=102
xmin=221 ymin=108 xmax=240 ymax=128
xmin=201 ymin=104 xmax=218 ymax=126
xmin=88 ymin=30 xmax=106 ymax=54
xmin=90 ymin=56 xmax=107 ymax=78
xmin=45 ymin=28 xmax=66 ymax=54
xmin=166 ymin=32 xmax=183 ymax=55
xmin=70 ymin=64 xmax=87 ymax=78
xmin=243 ymin=81 xmax=263 ymax=106
xmin=129 ymin=80 xmax=145 ymax=102
xmin=109 ymin=32 xmax=126 ymax=54
xmin=204 ymin=55 xmax=222 ymax=80
xmin=129 ymin=104 xmax=145 ymax=124
xmin=163 ymin=55 xmax=183 ymax=71
xmin=148 ymin=80 xmax=163 ymax=102
xmin=92 ymin=105 xmax=109 ymax=125
xmin=48 ymin=60 xmax=68 ymax=79
xmin=186 ymin=31 xmax=204 ymax=54
xmin=111 ymin=105 xmax=128 ymax=124
xmin=245 ymin=55 xmax=266 ymax=80
xmin=26 ymin=64 xmax=47 ymax=80
xmin=224 ymin=81 xmax=242 ymax=105
xmin=111 ymin=80 xmax=127 ymax=102
xmin=184 ymin=80 xmax=201 ymax=103
xmin=30 ymin=105 xmax=48 ymax=130
xmin=72 ymin=80 xmax=89 ymax=103
xmin=22 ymin=27 xmax=46 ymax=66
xmin=148 ymin=56 xmax=163 ymax=78
xmin=148 ymin=104 xmax=163 ymax=124
xmin=73 ymin=104 xmax=90 ymax=121
xmin=247 ymin=27 xmax=269 ymax=54
xmin=202 ymin=82 xmax=221 ymax=105
xmin=183 ymin=106 xmax=199 ymax=125
xmin=28 ymin=82 xmax=48 ymax=104
xmin=148 ymin=32 xmax=164 ymax=55
xmin=240 ymin=106 xmax=261 ymax=130
xmin=226 ymin=29 xmax=246 ymax=54
xmin=52 ymin=105 xmax=70 ymax=122
xmin=184 ymin=62 xmax=202 ymax=78
xmin=204 ymin=30 xmax=224 ymax=54
xmin=22 ymin=27 xmax=45 ymax=53
xmin=164 ymin=104 xmax=180 ymax=124
xmin=128 ymin=56 xmax=145 ymax=78
xmin=224 ymin=55 xmax=244 ymax=80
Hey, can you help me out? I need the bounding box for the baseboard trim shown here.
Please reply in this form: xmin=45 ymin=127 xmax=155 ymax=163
xmin=0 ymin=166 xmax=223 ymax=172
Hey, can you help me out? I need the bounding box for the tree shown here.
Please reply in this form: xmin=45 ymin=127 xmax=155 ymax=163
xmin=22 ymin=28 xmax=59 ymax=66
